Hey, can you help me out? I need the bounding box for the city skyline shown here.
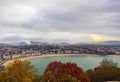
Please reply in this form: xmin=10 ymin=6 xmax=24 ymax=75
xmin=0 ymin=0 xmax=120 ymax=43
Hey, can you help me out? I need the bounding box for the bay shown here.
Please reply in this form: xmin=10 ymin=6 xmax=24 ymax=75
xmin=29 ymin=55 xmax=120 ymax=74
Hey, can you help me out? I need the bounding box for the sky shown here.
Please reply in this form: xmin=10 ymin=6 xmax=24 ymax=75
xmin=0 ymin=0 xmax=120 ymax=43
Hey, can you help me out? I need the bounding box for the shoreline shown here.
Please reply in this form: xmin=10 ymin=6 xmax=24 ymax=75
xmin=3 ymin=54 xmax=120 ymax=67
xmin=2 ymin=54 xmax=92 ymax=66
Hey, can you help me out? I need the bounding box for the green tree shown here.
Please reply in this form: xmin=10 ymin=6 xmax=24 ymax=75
xmin=86 ymin=69 xmax=94 ymax=82
xmin=87 ymin=59 xmax=120 ymax=82
xmin=0 ymin=59 xmax=37 ymax=82
xmin=100 ymin=58 xmax=118 ymax=67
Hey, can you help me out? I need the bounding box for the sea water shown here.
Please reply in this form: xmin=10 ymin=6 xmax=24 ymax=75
xmin=29 ymin=55 xmax=120 ymax=74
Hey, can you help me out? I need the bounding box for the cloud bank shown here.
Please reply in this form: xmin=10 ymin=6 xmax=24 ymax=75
xmin=0 ymin=0 xmax=120 ymax=43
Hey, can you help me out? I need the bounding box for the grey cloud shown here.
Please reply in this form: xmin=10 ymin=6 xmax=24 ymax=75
xmin=105 ymin=0 xmax=120 ymax=12
xmin=3 ymin=35 xmax=24 ymax=40
xmin=0 ymin=0 xmax=120 ymax=42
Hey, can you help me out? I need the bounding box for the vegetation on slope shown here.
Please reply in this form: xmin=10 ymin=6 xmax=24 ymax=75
xmin=0 ymin=59 xmax=120 ymax=82
xmin=87 ymin=59 xmax=120 ymax=82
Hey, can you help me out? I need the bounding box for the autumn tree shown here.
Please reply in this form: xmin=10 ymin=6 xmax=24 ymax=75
xmin=0 ymin=59 xmax=37 ymax=82
xmin=87 ymin=59 xmax=120 ymax=82
xmin=44 ymin=61 xmax=90 ymax=82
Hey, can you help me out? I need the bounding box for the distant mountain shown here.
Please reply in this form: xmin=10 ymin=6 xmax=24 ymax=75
xmin=74 ymin=41 xmax=120 ymax=46
xmin=30 ymin=41 xmax=49 ymax=45
xmin=0 ymin=40 xmax=120 ymax=46
xmin=0 ymin=43 xmax=7 ymax=46
xmin=98 ymin=41 xmax=120 ymax=45
xmin=0 ymin=43 xmax=13 ymax=46
xmin=55 ymin=42 xmax=71 ymax=46
xmin=17 ymin=42 xmax=29 ymax=45
xmin=0 ymin=41 xmax=70 ymax=46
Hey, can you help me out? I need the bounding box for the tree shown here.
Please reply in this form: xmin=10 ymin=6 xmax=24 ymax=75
xmin=100 ymin=58 xmax=118 ymax=67
xmin=0 ymin=59 xmax=37 ymax=82
xmin=43 ymin=70 xmax=79 ymax=82
xmin=87 ymin=59 xmax=120 ymax=82
xmin=86 ymin=69 xmax=94 ymax=82
xmin=44 ymin=61 xmax=90 ymax=82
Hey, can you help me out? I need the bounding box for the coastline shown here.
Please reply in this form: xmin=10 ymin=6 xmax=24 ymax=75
xmin=3 ymin=54 xmax=85 ymax=67
xmin=3 ymin=54 xmax=119 ymax=67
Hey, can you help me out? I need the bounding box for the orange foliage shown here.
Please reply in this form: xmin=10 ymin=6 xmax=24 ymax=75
xmin=44 ymin=61 xmax=90 ymax=82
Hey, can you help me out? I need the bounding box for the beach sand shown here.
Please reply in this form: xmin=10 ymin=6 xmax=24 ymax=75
xmin=3 ymin=54 xmax=86 ymax=67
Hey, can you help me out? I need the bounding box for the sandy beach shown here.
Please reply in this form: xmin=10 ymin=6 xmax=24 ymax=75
xmin=3 ymin=54 xmax=87 ymax=67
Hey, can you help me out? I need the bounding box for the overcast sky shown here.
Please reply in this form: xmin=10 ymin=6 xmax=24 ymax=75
xmin=0 ymin=0 xmax=120 ymax=43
